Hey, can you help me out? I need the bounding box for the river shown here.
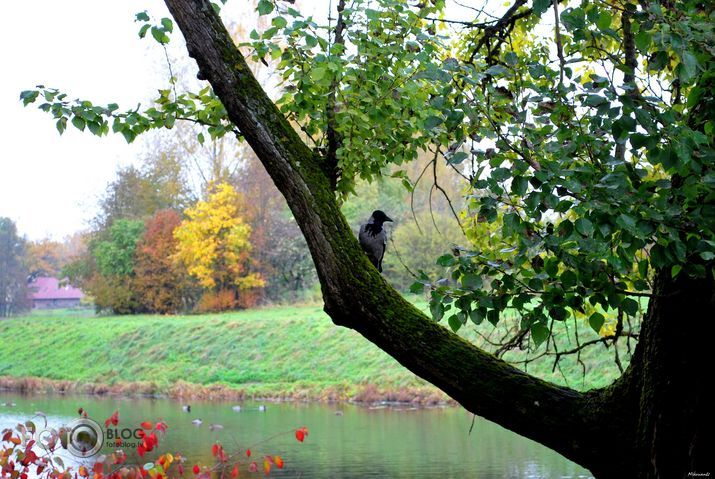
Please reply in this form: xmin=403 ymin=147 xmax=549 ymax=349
xmin=0 ymin=392 xmax=592 ymax=478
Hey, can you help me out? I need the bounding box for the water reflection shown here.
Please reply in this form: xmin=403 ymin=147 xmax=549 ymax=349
xmin=0 ymin=393 xmax=593 ymax=478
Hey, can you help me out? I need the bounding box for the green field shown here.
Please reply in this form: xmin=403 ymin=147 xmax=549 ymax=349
xmin=0 ymin=304 xmax=631 ymax=401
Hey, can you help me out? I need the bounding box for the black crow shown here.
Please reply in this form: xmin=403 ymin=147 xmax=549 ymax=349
xmin=358 ymin=210 xmax=393 ymax=272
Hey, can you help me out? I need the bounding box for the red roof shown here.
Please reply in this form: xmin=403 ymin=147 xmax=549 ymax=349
xmin=29 ymin=277 xmax=84 ymax=300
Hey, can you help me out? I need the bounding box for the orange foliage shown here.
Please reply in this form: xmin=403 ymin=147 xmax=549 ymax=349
xmin=134 ymin=210 xmax=196 ymax=314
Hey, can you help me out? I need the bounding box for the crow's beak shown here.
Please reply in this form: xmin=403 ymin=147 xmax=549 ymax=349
xmin=385 ymin=216 xmax=393 ymax=222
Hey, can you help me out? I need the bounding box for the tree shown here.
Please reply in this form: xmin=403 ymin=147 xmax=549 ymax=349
xmin=0 ymin=218 xmax=29 ymax=317
xmin=23 ymin=0 xmax=713 ymax=476
xmin=94 ymin=163 xmax=192 ymax=230
xmin=134 ymin=209 xmax=198 ymax=313
xmin=173 ymin=182 xmax=263 ymax=308
xmin=90 ymin=219 xmax=145 ymax=313
xmin=26 ymin=239 xmax=65 ymax=278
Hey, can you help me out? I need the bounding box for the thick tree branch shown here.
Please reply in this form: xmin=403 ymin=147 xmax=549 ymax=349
xmin=162 ymin=1 xmax=640 ymax=475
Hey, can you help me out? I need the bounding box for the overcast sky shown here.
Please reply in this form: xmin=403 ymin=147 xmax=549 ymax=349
xmin=0 ymin=1 xmax=174 ymax=240
xmin=0 ymin=1 xmax=341 ymax=241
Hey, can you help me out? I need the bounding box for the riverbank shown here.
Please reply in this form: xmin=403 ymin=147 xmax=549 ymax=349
xmin=0 ymin=304 xmax=627 ymax=403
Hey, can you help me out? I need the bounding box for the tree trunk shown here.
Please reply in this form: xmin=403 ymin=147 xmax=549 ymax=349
xmin=162 ymin=1 xmax=712 ymax=476
xmin=630 ymin=270 xmax=714 ymax=477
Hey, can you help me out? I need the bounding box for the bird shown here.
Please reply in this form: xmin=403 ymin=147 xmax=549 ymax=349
xmin=358 ymin=210 xmax=393 ymax=272
xmin=257 ymin=405 xmax=266 ymax=412
xmin=191 ymin=418 xmax=203 ymax=426
xmin=231 ymin=405 xmax=242 ymax=412
xmin=182 ymin=405 xmax=191 ymax=413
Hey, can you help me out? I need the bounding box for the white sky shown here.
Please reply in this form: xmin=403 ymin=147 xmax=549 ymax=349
xmin=0 ymin=0 xmax=335 ymax=241
xmin=0 ymin=1 xmax=175 ymax=240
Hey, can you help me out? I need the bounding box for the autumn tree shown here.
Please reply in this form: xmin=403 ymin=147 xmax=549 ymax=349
xmin=174 ymin=182 xmax=263 ymax=310
xmin=26 ymin=239 xmax=65 ymax=279
xmin=23 ymin=0 xmax=714 ymax=476
xmin=134 ymin=209 xmax=198 ymax=313
xmin=0 ymin=218 xmax=29 ymax=317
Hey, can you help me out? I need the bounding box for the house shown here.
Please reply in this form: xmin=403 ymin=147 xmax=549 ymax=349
xmin=28 ymin=276 xmax=85 ymax=309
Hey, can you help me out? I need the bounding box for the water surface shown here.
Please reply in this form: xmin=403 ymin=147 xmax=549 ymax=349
xmin=0 ymin=392 xmax=592 ymax=478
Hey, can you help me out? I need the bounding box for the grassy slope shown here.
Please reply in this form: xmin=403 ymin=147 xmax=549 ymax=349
xmin=0 ymin=304 xmax=631 ymax=399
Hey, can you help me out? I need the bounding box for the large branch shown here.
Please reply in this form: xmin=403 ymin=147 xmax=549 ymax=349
xmin=163 ymin=0 xmax=637 ymax=474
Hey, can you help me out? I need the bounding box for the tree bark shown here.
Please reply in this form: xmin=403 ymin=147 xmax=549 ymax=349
xmin=162 ymin=1 xmax=712 ymax=476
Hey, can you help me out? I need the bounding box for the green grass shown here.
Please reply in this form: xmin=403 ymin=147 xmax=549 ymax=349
xmin=0 ymin=303 xmax=632 ymax=398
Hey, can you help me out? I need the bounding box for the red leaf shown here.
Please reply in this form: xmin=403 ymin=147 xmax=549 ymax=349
xmin=178 ymin=464 xmax=184 ymax=476
xmin=137 ymin=430 xmax=146 ymax=439
xmin=93 ymin=462 xmax=104 ymax=474
xmin=295 ymin=427 xmax=308 ymax=442
xmin=105 ymin=411 xmax=119 ymax=428
xmin=192 ymin=464 xmax=200 ymax=475
xmin=248 ymin=462 xmax=257 ymax=473
xmin=245 ymin=448 xmax=251 ymax=458
xmin=273 ymin=456 xmax=284 ymax=469
xmin=141 ymin=421 xmax=153 ymax=430
xmin=230 ymin=464 xmax=239 ymax=478
xmin=2 ymin=430 xmax=12 ymax=442
xmin=137 ymin=444 xmax=146 ymax=457
xmin=156 ymin=421 xmax=168 ymax=433
xmin=211 ymin=444 xmax=219 ymax=457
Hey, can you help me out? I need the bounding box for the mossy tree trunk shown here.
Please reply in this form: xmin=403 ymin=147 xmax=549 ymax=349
xmin=163 ymin=1 xmax=712 ymax=476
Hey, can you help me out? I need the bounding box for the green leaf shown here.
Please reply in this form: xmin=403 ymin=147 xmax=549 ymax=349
xmin=272 ymin=16 xmax=287 ymax=28
xmin=596 ymin=11 xmax=611 ymax=31
xmin=560 ymin=270 xmax=577 ymax=289
xmin=511 ymin=176 xmax=528 ymax=196
xmin=20 ymin=90 xmax=39 ymax=106
xmin=635 ymin=30 xmax=651 ymax=51
xmin=616 ymin=214 xmax=638 ymax=235
xmin=470 ymin=308 xmax=486 ymax=325
xmin=589 ymin=312 xmax=605 ymax=334
xmin=531 ymin=322 xmax=550 ymax=347
xmin=574 ymin=218 xmax=594 ymax=236
xmin=621 ymin=298 xmax=639 ymax=316
xmin=135 ymin=11 xmax=150 ymax=22
xmin=533 ymin=0 xmax=551 ymax=16
xmin=409 ymin=281 xmax=425 ymax=294
xmin=71 ymin=116 xmax=86 ymax=131
xmin=679 ymin=51 xmax=699 ymax=82
xmin=151 ymin=26 xmax=168 ymax=44
xmin=487 ymin=309 xmax=500 ymax=326
xmin=448 ymin=151 xmax=468 ymax=165
xmin=436 ymin=254 xmax=455 ymax=267
xmin=55 ymin=117 xmax=67 ymax=135
xmin=257 ymin=0 xmax=274 ymax=15
xmin=138 ymin=24 xmax=151 ymax=39
xmin=485 ymin=64 xmax=509 ymax=77
xmin=448 ymin=314 xmax=462 ymax=332
xmin=430 ymin=300 xmax=445 ymax=321
xmin=424 ymin=115 xmax=443 ymax=130
xmin=161 ymin=17 xmax=173 ymax=33
xmin=461 ymin=273 xmax=482 ymax=290
xmin=310 ymin=67 xmax=327 ymax=81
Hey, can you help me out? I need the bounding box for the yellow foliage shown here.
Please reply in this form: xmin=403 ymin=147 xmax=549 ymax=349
xmin=173 ymin=183 xmax=264 ymax=290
